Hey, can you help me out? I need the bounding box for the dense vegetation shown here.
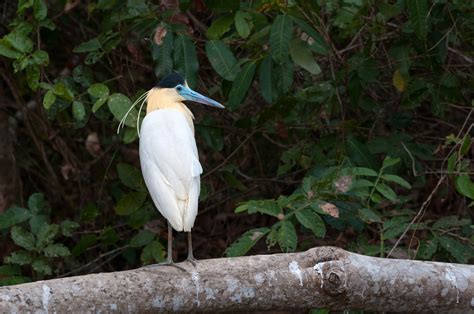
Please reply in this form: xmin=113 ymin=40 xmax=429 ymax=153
xmin=0 ymin=0 xmax=472 ymax=285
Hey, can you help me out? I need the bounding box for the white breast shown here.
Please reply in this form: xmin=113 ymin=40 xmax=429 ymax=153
xmin=139 ymin=109 xmax=202 ymax=232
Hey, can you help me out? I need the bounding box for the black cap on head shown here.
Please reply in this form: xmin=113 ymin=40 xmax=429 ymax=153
xmin=156 ymin=72 xmax=185 ymax=88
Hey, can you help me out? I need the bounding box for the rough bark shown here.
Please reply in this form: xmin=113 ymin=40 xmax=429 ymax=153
xmin=0 ymin=247 xmax=473 ymax=313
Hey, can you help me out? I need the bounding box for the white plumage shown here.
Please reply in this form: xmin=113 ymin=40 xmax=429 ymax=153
xmin=139 ymin=109 xmax=202 ymax=232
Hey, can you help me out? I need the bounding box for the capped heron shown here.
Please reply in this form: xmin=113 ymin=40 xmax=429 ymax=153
xmin=118 ymin=72 xmax=224 ymax=266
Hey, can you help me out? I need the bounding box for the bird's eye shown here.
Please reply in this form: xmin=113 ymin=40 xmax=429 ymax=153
xmin=176 ymin=85 xmax=182 ymax=91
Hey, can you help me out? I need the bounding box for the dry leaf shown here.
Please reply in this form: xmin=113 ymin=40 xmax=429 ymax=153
xmin=153 ymin=26 xmax=167 ymax=45
xmin=393 ymin=69 xmax=406 ymax=92
xmin=160 ymin=0 xmax=179 ymax=9
xmin=61 ymin=163 xmax=75 ymax=180
xmin=320 ymin=202 xmax=339 ymax=218
xmin=335 ymin=175 xmax=352 ymax=193
xmin=85 ymin=132 xmax=101 ymax=157
xmin=250 ymin=231 xmax=263 ymax=241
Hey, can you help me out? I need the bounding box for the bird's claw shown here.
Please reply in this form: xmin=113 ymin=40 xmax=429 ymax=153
xmin=186 ymin=256 xmax=198 ymax=267
xmin=142 ymin=259 xmax=186 ymax=272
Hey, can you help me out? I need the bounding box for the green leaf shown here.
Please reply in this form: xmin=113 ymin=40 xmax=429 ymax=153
xmin=33 ymin=0 xmax=47 ymax=20
xmin=53 ymin=82 xmax=74 ymax=101
xmin=72 ymin=101 xmax=86 ymax=122
xmin=87 ymin=83 xmax=109 ymax=99
xmin=350 ymin=179 xmax=375 ymax=189
xmin=151 ymin=29 xmax=174 ymax=78
xmin=11 ymin=226 xmax=35 ymax=250
xmin=381 ymin=174 xmax=411 ymax=189
xmin=26 ymin=65 xmax=40 ymax=90
xmin=115 ymin=191 xmax=146 ymax=216
xmin=227 ymin=62 xmax=256 ymax=110
xmin=270 ymin=15 xmax=293 ymax=63
xmin=207 ymin=15 xmax=234 ymax=40
xmin=141 ymin=240 xmax=166 ymax=264
xmin=375 ymin=183 xmax=397 ymax=201
xmin=26 ymin=188 xmax=43 ymax=209
xmin=31 ymin=50 xmax=49 ymax=65
xmin=225 ymin=227 xmax=270 ymax=257
xmin=240 ymin=200 xmax=282 ymax=217
xmin=278 ymin=220 xmax=297 ymax=252
xmin=5 ymin=250 xmax=33 ymax=266
xmin=235 ymin=11 xmax=251 ymax=39
xmin=36 ymin=223 xmax=59 ymax=249
xmin=72 ymin=234 xmax=98 ymax=256
xmin=344 ymin=167 xmax=378 ymax=177
xmin=31 ymin=258 xmax=52 ymax=275
xmin=43 ymin=90 xmax=56 ymax=109
xmin=0 ymin=276 xmax=32 ymax=286
xmin=417 ymin=238 xmax=438 ymax=260
xmin=196 ymin=118 xmax=224 ymax=151
xmin=381 ymin=156 xmax=400 ymax=169
xmin=72 ymin=65 xmax=93 ymax=87
xmin=0 ymin=207 xmax=32 ymax=229
xmin=73 ymin=38 xmax=101 ymax=53
xmin=274 ymin=58 xmax=293 ymax=95
xmin=259 ymin=55 xmax=275 ymax=103
xmin=0 ymin=265 xmax=21 ymax=276
xmin=81 ymin=203 xmax=100 ymax=222
xmin=346 ymin=136 xmax=377 ymax=169
xmin=174 ymin=34 xmax=199 ymax=88
xmin=44 ymin=244 xmax=71 ymax=257
xmin=107 ymin=93 xmax=138 ymax=127
xmin=60 ymin=220 xmax=80 ymax=237
xmin=205 ymin=40 xmax=238 ymax=81
xmin=5 ymin=32 xmax=33 ymax=53
xmin=438 ymin=235 xmax=471 ymax=263
xmin=0 ymin=40 xmax=23 ymax=58
xmin=460 ymin=135 xmax=471 ymax=156
xmin=407 ymin=0 xmax=429 ymax=40
xmin=291 ymin=17 xmax=330 ymax=55
xmin=358 ymin=208 xmax=382 ymax=223
xmin=92 ymin=97 xmax=108 ymax=113
xmin=295 ymin=208 xmax=325 ymax=238
xmin=382 ymin=216 xmax=410 ymax=240
xmin=101 ymin=227 xmax=119 ymax=245
xmin=117 ymin=163 xmax=144 ymax=191
xmin=455 ymin=175 xmax=474 ymax=200
xmin=130 ymin=230 xmax=155 ymax=247
xmin=290 ymin=38 xmax=321 ymax=75
xmin=357 ymin=58 xmax=379 ymax=83
xmin=85 ymin=51 xmax=104 ymax=65
xmin=222 ymin=172 xmax=247 ymax=192
xmin=123 ymin=127 xmax=138 ymax=144
xmin=432 ymin=216 xmax=471 ymax=230
xmin=29 ymin=214 xmax=48 ymax=235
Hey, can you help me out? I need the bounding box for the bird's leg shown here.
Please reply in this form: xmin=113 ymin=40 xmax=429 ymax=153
xmin=186 ymin=231 xmax=197 ymax=266
xmin=142 ymin=222 xmax=185 ymax=272
xmin=165 ymin=221 xmax=173 ymax=264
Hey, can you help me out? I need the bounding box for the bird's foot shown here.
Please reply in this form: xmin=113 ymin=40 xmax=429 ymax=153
xmin=186 ymin=255 xmax=198 ymax=267
xmin=142 ymin=259 xmax=186 ymax=272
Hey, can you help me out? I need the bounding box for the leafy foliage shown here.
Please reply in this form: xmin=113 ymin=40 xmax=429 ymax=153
xmin=0 ymin=0 xmax=472 ymax=286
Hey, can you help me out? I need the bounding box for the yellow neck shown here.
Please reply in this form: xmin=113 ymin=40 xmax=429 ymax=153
xmin=146 ymin=88 xmax=195 ymax=132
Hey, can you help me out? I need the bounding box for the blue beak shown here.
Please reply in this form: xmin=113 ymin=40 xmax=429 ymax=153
xmin=179 ymin=86 xmax=225 ymax=109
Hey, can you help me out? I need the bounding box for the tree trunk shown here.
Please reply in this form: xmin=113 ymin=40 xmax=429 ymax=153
xmin=0 ymin=247 xmax=472 ymax=312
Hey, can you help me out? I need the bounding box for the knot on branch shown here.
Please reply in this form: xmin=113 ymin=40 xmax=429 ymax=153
xmin=314 ymin=260 xmax=346 ymax=295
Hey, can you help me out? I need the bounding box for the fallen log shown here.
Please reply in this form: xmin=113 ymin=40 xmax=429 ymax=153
xmin=0 ymin=247 xmax=472 ymax=312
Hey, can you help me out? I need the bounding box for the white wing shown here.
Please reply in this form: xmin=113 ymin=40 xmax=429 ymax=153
xmin=139 ymin=109 xmax=202 ymax=232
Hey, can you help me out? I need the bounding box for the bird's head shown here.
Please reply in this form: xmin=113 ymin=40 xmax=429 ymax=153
xmin=147 ymin=72 xmax=224 ymax=111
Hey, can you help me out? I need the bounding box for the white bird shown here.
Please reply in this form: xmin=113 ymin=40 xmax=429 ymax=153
xmin=119 ymin=72 xmax=224 ymax=266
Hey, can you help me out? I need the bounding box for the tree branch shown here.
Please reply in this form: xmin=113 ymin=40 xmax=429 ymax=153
xmin=0 ymin=247 xmax=473 ymax=312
